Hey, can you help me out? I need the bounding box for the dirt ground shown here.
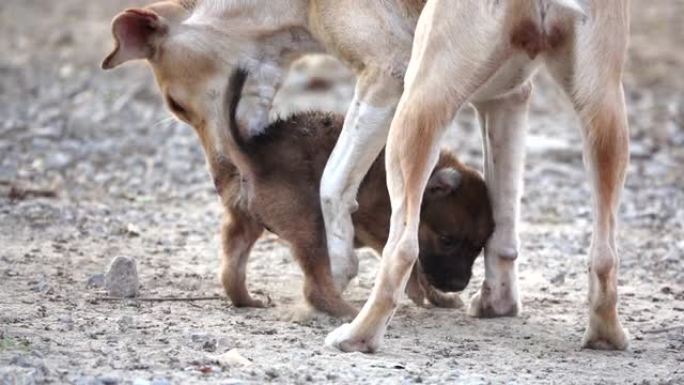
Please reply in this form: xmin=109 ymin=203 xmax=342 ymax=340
xmin=1 ymin=1 xmax=683 ymax=384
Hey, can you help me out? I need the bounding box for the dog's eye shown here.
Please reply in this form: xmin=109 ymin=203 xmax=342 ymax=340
xmin=439 ymin=235 xmax=460 ymax=248
xmin=166 ymin=95 xmax=187 ymax=116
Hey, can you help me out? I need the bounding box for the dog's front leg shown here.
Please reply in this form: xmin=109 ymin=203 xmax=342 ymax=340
xmin=241 ymin=60 xmax=285 ymax=134
xmin=468 ymin=83 xmax=532 ymax=318
xmin=320 ymin=68 xmax=402 ymax=291
xmin=326 ymin=0 xmax=508 ymax=353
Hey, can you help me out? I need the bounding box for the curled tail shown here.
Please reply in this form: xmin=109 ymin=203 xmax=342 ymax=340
xmin=224 ymin=68 xmax=250 ymax=153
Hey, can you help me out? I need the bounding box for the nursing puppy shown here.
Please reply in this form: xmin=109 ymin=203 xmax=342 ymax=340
xmin=223 ymin=69 xmax=494 ymax=318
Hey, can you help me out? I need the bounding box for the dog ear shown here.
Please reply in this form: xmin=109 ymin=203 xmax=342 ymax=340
xmin=426 ymin=168 xmax=462 ymax=198
xmin=102 ymin=8 xmax=168 ymax=70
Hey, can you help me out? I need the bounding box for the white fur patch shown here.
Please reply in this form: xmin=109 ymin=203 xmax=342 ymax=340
xmin=549 ymin=0 xmax=586 ymax=15
xmin=321 ymin=100 xmax=395 ymax=290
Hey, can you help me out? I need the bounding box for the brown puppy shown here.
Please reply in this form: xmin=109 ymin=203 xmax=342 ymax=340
xmin=222 ymin=69 xmax=494 ymax=318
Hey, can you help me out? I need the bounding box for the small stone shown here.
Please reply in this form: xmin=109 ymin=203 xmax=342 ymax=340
xmin=86 ymin=273 xmax=105 ymax=289
xmin=202 ymin=339 xmax=218 ymax=352
xmin=43 ymin=151 xmax=72 ymax=169
xmin=549 ymin=272 xmax=566 ymax=285
xmin=215 ymin=349 xmax=252 ymax=367
xmin=98 ymin=374 xmax=119 ymax=385
xmin=0 ymin=367 xmax=39 ymax=385
xmin=104 ymin=256 xmax=139 ymax=298
xmin=264 ymin=368 xmax=279 ymax=379
xmin=117 ymin=316 xmax=133 ymax=332
xmin=125 ymin=223 xmax=141 ymax=237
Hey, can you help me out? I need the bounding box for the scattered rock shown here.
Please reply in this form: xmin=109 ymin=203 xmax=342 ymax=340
xmin=28 ymin=274 xmax=49 ymax=293
xmin=97 ymin=374 xmax=119 ymax=385
xmin=0 ymin=367 xmax=40 ymax=385
xmin=117 ymin=316 xmax=133 ymax=332
xmin=264 ymin=368 xmax=279 ymax=379
xmin=549 ymin=272 xmax=566 ymax=285
xmin=43 ymin=151 xmax=72 ymax=169
xmin=86 ymin=273 xmax=105 ymax=289
xmin=104 ymin=256 xmax=139 ymax=298
xmin=132 ymin=378 xmax=171 ymax=385
xmin=215 ymin=349 xmax=252 ymax=367
xmin=125 ymin=223 xmax=141 ymax=237
xmin=151 ymin=378 xmax=171 ymax=385
xmin=202 ymin=339 xmax=218 ymax=353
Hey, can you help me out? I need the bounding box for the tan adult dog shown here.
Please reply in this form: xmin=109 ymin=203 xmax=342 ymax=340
xmin=326 ymin=0 xmax=631 ymax=352
xmin=102 ymin=0 xmax=488 ymax=316
xmin=102 ymin=0 xmax=630 ymax=352
xmin=102 ymin=0 xmax=423 ymax=298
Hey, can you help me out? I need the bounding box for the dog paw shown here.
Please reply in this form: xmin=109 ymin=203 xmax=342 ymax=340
xmin=233 ymin=290 xmax=272 ymax=308
xmin=582 ymin=315 xmax=629 ymax=351
xmin=324 ymin=323 xmax=378 ymax=353
xmin=467 ymin=284 xmax=520 ymax=318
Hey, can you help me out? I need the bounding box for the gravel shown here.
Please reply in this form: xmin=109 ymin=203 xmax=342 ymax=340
xmin=0 ymin=1 xmax=683 ymax=384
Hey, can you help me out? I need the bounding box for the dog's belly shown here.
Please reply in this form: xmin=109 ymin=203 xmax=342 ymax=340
xmin=471 ymin=0 xmax=579 ymax=102
xmin=471 ymin=52 xmax=542 ymax=103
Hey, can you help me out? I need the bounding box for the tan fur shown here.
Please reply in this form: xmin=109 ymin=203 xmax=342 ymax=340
xmin=102 ymin=0 xmax=631 ymax=352
xmin=100 ymin=0 xmax=437 ymax=312
xmin=326 ymin=0 xmax=632 ymax=353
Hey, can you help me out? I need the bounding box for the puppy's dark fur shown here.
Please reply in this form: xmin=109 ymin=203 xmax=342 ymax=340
xmin=218 ymin=69 xmax=494 ymax=317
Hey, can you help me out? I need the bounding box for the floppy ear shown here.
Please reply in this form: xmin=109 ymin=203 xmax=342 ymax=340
xmin=101 ymin=8 xmax=167 ymax=70
xmin=426 ymin=168 xmax=462 ymax=198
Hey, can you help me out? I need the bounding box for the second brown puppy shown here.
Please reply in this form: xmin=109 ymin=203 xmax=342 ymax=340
xmin=219 ymin=69 xmax=494 ymax=318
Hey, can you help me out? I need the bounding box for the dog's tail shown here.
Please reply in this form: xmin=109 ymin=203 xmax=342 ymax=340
xmin=225 ymin=68 xmax=250 ymax=153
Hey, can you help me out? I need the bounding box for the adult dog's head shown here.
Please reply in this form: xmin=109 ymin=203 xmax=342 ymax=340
xmin=102 ymin=1 xmax=318 ymax=182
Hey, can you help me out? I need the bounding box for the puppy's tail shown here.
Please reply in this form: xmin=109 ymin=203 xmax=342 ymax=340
xmin=225 ymin=68 xmax=250 ymax=153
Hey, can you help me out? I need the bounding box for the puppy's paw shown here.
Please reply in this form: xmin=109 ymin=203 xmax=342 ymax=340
xmin=426 ymin=291 xmax=464 ymax=309
xmin=325 ymin=323 xmax=378 ymax=353
xmin=232 ymin=290 xmax=272 ymax=309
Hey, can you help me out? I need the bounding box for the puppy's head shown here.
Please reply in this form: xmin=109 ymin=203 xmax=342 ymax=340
xmin=417 ymin=153 xmax=494 ymax=293
xmin=102 ymin=2 xmax=284 ymax=182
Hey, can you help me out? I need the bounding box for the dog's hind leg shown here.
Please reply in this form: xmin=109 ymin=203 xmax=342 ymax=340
xmin=326 ymin=0 xmax=510 ymax=353
xmin=320 ymin=68 xmax=403 ymax=292
xmin=546 ymin=2 xmax=630 ymax=350
xmin=468 ymin=83 xmax=532 ymax=318
xmin=220 ymin=207 xmax=266 ymax=308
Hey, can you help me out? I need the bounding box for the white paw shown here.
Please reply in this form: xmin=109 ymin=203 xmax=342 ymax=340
xmin=467 ymin=283 xmax=521 ymax=318
xmin=582 ymin=314 xmax=629 ymax=351
xmin=325 ymin=323 xmax=378 ymax=353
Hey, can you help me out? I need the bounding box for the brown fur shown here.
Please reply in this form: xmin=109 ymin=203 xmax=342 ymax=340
xmin=219 ymin=69 xmax=494 ymax=316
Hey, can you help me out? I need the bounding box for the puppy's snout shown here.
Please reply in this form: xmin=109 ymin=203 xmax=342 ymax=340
xmin=426 ymin=273 xmax=471 ymax=293
xmin=445 ymin=278 xmax=469 ymax=293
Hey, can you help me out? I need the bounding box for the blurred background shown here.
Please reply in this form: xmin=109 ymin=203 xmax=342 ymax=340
xmin=1 ymin=1 xmax=683 ymax=384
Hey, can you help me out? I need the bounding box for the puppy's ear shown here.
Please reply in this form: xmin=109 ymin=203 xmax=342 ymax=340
xmin=102 ymin=8 xmax=168 ymax=70
xmin=426 ymin=168 xmax=462 ymax=198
